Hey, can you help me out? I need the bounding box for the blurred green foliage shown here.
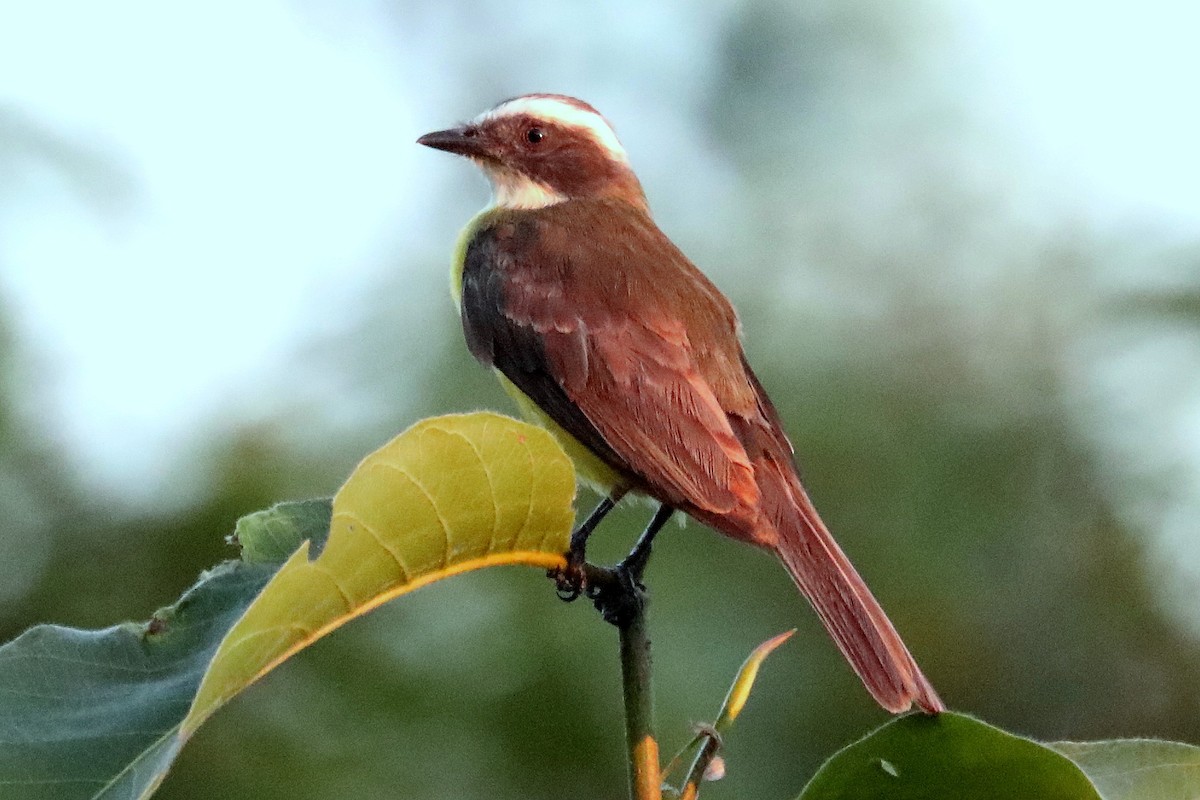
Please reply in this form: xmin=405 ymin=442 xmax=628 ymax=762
xmin=3 ymin=1 xmax=1199 ymax=798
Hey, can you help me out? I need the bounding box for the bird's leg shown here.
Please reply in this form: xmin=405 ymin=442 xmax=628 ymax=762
xmin=552 ymin=487 xmax=627 ymax=601
xmin=618 ymin=504 xmax=674 ymax=585
xmin=589 ymin=504 xmax=675 ymax=627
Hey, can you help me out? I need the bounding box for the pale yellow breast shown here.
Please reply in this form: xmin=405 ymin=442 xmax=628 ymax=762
xmin=449 ymin=211 xmax=485 ymax=306
xmin=496 ymin=373 xmax=624 ymax=494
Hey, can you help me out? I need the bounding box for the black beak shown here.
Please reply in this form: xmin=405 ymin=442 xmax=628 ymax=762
xmin=416 ymin=125 xmax=487 ymax=158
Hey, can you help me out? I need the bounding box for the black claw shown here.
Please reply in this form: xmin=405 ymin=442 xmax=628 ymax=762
xmin=549 ymin=555 xmax=585 ymax=602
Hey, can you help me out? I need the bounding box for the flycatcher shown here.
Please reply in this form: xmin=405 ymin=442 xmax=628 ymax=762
xmin=418 ymin=94 xmax=942 ymax=714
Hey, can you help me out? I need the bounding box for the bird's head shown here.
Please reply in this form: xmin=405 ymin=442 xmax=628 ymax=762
xmin=417 ymin=94 xmax=647 ymax=211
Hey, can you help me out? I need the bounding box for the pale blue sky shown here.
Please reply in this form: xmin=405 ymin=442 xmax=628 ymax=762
xmin=1 ymin=0 xmax=1198 ymax=514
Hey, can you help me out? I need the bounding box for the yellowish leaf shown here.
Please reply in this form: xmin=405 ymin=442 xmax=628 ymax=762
xmin=181 ymin=412 xmax=576 ymax=736
xmin=714 ymin=628 xmax=795 ymax=731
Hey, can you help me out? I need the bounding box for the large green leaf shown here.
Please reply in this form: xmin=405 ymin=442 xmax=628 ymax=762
xmin=1049 ymin=739 xmax=1200 ymax=799
xmin=797 ymin=712 xmax=1102 ymax=800
xmin=0 ymin=413 xmax=575 ymax=800
xmin=0 ymin=501 xmax=328 ymax=800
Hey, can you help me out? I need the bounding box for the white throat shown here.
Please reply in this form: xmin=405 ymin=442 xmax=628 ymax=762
xmin=483 ymin=164 xmax=568 ymax=210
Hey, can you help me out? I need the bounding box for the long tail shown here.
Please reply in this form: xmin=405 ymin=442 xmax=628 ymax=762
xmin=759 ymin=458 xmax=943 ymax=714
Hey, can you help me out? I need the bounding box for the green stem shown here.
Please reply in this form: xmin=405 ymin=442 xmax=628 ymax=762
xmin=580 ymin=563 xmax=662 ymax=799
xmin=620 ymin=590 xmax=660 ymax=800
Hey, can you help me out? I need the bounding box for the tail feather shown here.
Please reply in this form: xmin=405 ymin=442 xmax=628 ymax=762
xmin=760 ymin=459 xmax=943 ymax=714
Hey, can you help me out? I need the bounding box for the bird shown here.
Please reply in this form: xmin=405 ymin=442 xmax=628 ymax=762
xmin=417 ymin=94 xmax=943 ymax=715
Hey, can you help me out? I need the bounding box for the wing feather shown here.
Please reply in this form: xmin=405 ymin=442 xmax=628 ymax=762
xmin=461 ymin=200 xmax=761 ymax=515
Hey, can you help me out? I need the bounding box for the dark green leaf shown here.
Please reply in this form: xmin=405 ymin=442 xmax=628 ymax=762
xmin=0 ymin=536 xmax=294 ymax=799
xmin=798 ymin=712 xmax=1102 ymax=800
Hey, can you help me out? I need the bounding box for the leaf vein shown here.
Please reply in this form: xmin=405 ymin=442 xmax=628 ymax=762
xmin=370 ymin=462 xmax=453 ymax=568
xmin=442 ymin=425 xmax=501 ymax=553
xmin=333 ymin=510 xmax=413 ymax=583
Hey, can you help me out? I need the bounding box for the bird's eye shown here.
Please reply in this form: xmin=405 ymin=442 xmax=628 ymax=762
xmin=525 ymin=127 xmax=545 ymax=144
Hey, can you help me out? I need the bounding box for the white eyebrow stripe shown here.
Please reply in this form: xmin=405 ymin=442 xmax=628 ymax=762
xmin=479 ymin=96 xmax=629 ymax=163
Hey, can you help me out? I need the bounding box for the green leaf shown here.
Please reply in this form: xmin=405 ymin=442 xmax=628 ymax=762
xmin=0 ymin=412 xmax=576 ymax=800
xmin=1049 ymin=739 xmax=1200 ymax=799
xmin=797 ymin=712 xmax=1102 ymax=800
xmin=0 ymin=515 xmax=304 ymax=800
xmin=232 ymin=498 xmax=332 ymax=563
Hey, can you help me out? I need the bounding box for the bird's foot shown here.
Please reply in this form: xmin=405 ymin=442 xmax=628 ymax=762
xmin=548 ymin=547 xmax=587 ymax=602
xmin=587 ymin=560 xmax=645 ymax=628
xmin=616 ymin=542 xmax=652 ymax=587
xmin=549 ymin=493 xmax=620 ymax=602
